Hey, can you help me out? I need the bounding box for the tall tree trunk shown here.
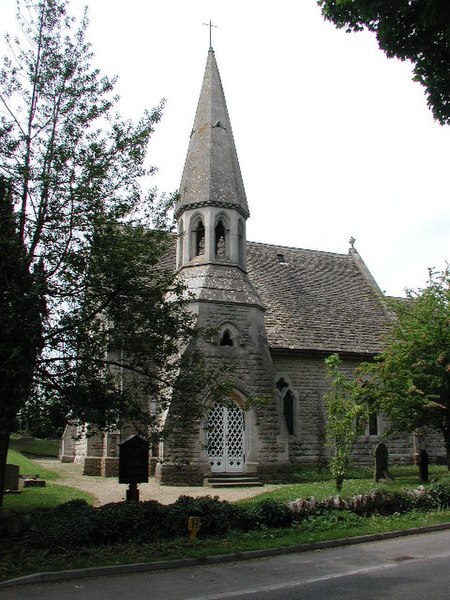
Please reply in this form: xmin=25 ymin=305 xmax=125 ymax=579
xmin=445 ymin=435 xmax=450 ymax=473
xmin=0 ymin=430 xmax=11 ymax=509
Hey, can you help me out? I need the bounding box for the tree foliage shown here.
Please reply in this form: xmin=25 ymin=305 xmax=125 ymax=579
xmin=0 ymin=0 xmax=230 ymax=505
xmin=324 ymin=353 xmax=367 ymax=492
xmin=361 ymin=267 xmax=450 ymax=465
xmin=317 ymin=0 xmax=450 ymax=125
xmin=0 ymin=178 xmax=44 ymax=430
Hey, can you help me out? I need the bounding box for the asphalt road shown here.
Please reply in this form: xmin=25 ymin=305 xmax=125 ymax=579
xmin=3 ymin=529 xmax=450 ymax=599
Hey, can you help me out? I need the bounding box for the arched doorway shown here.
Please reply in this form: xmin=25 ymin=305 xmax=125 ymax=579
xmin=206 ymin=402 xmax=245 ymax=473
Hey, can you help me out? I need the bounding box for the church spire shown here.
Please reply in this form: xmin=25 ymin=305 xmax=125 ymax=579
xmin=175 ymin=49 xmax=249 ymax=221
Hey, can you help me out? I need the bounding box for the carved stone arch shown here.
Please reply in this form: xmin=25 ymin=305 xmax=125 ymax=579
xmin=228 ymin=389 xmax=247 ymax=410
xmin=275 ymin=375 xmax=298 ymax=436
xmin=214 ymin=211 xmax=231 ymax=230
xmin=217 ymin=321 xmax=241 ymax=347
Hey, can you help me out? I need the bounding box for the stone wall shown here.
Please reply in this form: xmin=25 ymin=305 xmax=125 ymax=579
xmin=271 ymin=352 xmax=334 ymax=466
xmin=269 ymin=351 xmax=445 ymax=468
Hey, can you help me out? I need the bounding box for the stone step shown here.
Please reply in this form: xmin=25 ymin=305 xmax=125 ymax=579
xmin=205 ymin=475 xmax=264 ymax=488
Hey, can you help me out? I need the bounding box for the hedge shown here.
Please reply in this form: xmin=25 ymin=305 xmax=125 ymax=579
xmin=3 ymin=477 xmax=450 ymax=550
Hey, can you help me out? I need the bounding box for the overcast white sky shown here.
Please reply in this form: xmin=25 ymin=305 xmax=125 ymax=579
xmin=2 ymin=1 xmax=449 ymax=297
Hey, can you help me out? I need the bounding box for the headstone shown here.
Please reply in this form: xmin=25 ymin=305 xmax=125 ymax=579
xmin=4 ymin=464 xmax=20 ymax=492
xmin=374 ymin=442 xmax=394 ymax=482
xmin=23 ymin=478 xmax=46 ymax=488
xmin=119 ymin=434 xmax=149 ymax=502
xmin=418 ymin=449 xmax=429 ymax=483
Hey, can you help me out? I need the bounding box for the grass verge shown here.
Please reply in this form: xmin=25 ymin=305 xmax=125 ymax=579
xmin=2 ymin=459 xmax=450 ymax=584
xmin=2 ymin=509 xmax=450 ymax=583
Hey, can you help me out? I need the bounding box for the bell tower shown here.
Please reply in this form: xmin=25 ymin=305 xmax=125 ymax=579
xmin=157 ymin=47 xmax=290 ymax=486
xmin=175 ymin=48 xmax=249 ymax=273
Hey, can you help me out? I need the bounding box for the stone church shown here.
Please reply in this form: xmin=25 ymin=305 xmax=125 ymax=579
xmin=61 ymin=47 xmax=436 ymax=484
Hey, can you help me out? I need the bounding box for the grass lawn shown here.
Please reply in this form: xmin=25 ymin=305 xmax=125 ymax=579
xmin=9 ymin=434 xmax=59 ymax=458
xmin=4 ymin=448 xmax=95 ymax=512
xmin=238 ymin=465 xmax=448 ymax=506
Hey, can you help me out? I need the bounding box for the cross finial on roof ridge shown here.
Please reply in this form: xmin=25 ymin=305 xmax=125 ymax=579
xmin=349 ymin=236 xmax=356 ymax=250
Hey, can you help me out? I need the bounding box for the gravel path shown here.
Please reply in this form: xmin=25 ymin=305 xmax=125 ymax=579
xmin=35 ymin=459 xmax=278 ymax=506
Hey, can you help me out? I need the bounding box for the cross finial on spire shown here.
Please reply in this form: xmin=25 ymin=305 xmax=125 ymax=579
xmin=203 ymin=19 xmax=217 ymax=49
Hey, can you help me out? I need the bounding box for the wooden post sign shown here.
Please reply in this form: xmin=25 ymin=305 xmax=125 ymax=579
xmin=119 ymin=434 xmax=149 ymax=502
xmin=188 ymin=516 xmax=201 ymax=541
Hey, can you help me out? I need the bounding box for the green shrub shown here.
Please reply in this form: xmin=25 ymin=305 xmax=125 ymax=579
xmin=374 ymin=491 xmax=415 ymax=515
xmin=166 ymin=495 xmax=244 ymax=537
xmin=246 ymin=499 xmax=294 ymax=529
xmin=429 ymin=477 xmax=450 ymax=508
xmin=29 ymin=499 xmax=97 ymax=550
xmin=96 ymin=500 xmax=167 ymax=544
xmin=302 ymin=510 xmax=365 ymax=532
xmin=21 ymin=482 xmax=448 ymax=552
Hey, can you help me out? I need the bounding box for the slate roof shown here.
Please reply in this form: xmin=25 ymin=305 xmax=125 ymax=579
xmin=178 ymin=263 xmax=264 ymax=306
xmin=246 ymin=241 xmax=390 ymax=355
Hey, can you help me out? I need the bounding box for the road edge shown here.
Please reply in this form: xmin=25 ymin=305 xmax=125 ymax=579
xmin=2 ymin=521 xmax=450 ymax=589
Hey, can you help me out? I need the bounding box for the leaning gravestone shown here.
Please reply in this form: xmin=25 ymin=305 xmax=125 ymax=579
xmin=418 ymin=449 xmax=429 ymax=483
xmin=4 ymin=464 xmax=20 ymax=493
xmin=374 ymin=442 xmax=394 ymax=482
xmin=119 ymin=434 xmax=149 ymax=502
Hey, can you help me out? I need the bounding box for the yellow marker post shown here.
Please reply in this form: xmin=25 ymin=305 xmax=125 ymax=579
xmin=188 ymin=516 xmax=201 ymax=541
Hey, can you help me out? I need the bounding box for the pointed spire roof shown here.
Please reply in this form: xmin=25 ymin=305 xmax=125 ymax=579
xmin=175 ymin=49 xmax=249 ymax=220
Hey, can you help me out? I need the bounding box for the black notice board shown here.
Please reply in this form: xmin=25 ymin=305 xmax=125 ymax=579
xmin=119 ymin=435 xmax=149 ymax=484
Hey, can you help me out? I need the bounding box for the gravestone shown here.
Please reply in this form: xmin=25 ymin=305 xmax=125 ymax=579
xmin=374 ymin=442 xmax=394 ymax=482
xmin=23 ymin=477 xmax=46 ymax=487
xmin=4 ymin=464 xmax=20 ymax=493
xmin=119 ymin=434 xmax=149 ymax=502
xmin=418 ymin=449 xmax=429 ymax=483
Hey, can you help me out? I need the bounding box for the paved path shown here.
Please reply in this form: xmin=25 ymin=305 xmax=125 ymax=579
xmin=35 ymin=459 xmax=278 ymax=506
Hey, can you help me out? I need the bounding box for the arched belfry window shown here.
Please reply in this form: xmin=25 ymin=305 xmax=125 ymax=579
xmin=215 ymin=220 xmax=226 ymax=258
xmin=219 ymin=329 xmax=234 ymax=347
xmin=196 ymin=221 xmax=205 ymax=256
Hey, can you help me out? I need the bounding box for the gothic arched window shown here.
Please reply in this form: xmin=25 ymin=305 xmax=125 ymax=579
xmin=196 ymin=221 xmax=205 ymax=256
xmin=283 ymin=390 xmax=295 ymax=435
xmin=219 ymin=329 xmax=234 ymax=347
xmin=215 ymin=220 xmax=226 ymax=258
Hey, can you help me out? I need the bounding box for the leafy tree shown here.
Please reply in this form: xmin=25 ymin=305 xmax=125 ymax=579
xmin=0 ymin=0 xmax=228 ymax=507
xmin=317 ymin=0 xmax=450 ymax=125
xmin=324 ymin=353 xmax=367 ymax=492
xmin=360 ymin=267 xmax=450 ymax=466
xmin=0 ymin=176 xmax=45 ymax=495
